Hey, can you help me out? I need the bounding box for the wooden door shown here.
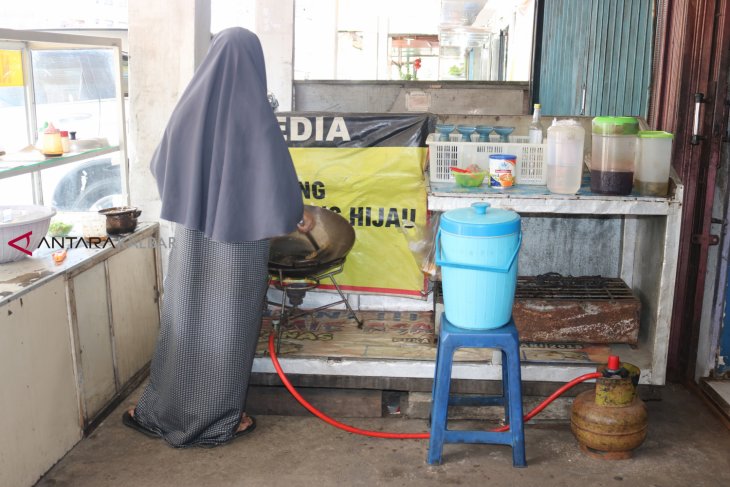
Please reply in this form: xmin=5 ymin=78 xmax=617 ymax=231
xmin=650 ymin=0 xmax=730 ymax=380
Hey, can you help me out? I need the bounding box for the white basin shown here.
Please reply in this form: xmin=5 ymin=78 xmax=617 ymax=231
xmin=0 ymin=205 xmax=56 ymax=263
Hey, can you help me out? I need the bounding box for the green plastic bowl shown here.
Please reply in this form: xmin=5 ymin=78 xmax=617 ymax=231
xmin=452 ymin=170 xmax=486 ymax=187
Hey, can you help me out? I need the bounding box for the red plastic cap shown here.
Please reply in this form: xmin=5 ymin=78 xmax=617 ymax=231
xmin=607 ymin=355 xmax=620 ymax=370
xmin=60 ymin=130 xmax=68 ymax=136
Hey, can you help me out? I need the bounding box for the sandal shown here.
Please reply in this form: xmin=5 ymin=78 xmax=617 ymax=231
xmin=234 ymin=416 xmax=256 ymax=438
xmin=122 ymin=410 xmax=160 ymax=439
xmin=197 ymin=416 xmax=257 ymax=448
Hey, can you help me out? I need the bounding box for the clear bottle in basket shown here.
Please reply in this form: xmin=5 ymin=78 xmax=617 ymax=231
xmin=528 ymin=103 xmax=544 ymax=144
xmin=546 ymin=118 xmax=585 ymax=194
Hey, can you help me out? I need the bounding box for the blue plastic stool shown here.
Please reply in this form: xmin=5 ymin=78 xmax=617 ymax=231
xmin=427 ymin=313 xmax=526 ymax=467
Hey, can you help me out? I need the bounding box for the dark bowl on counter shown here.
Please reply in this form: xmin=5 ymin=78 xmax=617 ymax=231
xmin=98 ymin=206 xmax=142 ymax=235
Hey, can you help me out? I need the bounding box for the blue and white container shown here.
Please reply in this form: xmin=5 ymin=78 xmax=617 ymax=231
xmin=436 ymin=202 xmax=522 ymax=329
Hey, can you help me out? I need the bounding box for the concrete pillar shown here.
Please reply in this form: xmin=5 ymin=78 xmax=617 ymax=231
xmin=127 ymin=0 xmax=210 ymax=257
xmin=255 ymin=0 xmax=295 ymax=110
xmin=294 ymin=0 xmax=337 ymax=81
xmin=127 ymin=0 xmax=293 ymax=267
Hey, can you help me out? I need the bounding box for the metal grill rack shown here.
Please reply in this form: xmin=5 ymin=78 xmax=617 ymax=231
xmin=515 ymin=273 xmax=636 ymax=301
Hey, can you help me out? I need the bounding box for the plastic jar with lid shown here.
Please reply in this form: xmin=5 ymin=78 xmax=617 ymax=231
xmin=634 ymin=131 xmax=674 ymax=196
xmin=590 ymin=116 xmax=639 ymax=195
xmin=41 ymin=122 xmax=63 ymax=156
xmin=546 ymin=118 xmax=585 ymax=194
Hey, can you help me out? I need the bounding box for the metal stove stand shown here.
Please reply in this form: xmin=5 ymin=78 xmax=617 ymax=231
xmin=268 ymin=262 xmax=363 ymax=353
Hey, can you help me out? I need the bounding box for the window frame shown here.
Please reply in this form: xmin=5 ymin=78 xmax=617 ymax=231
xmin=0 ymin=29 xmax=129 ymax=208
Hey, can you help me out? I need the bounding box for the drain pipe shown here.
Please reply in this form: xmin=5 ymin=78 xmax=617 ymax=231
xmin=267 ymin=332 xmax=603 ymax=439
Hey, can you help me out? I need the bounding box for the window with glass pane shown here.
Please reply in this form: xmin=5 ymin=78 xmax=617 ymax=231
xmin=41 ymin=154 xmax=124 ymax=211
xmin=0 ymin=174 xmax=33 ymax=205
xmin=31 ymin=49 xmax=120 ymax=146
xmin=0 ymin=28 xmax=127 ymax=212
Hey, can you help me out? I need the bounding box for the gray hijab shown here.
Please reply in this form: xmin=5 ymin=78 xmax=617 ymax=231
xmin=150 ymin=27 xmax=303 ymax=242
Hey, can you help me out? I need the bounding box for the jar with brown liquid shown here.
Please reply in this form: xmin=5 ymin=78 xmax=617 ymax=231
xmin=590 ymin=117 xmax=639 ymax=195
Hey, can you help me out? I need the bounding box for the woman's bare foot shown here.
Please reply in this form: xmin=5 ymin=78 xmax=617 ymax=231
xmin=236 ymin=414 xmax=254 ymax=433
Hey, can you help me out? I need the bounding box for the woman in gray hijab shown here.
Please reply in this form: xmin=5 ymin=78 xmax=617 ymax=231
xmin=122 ymin=27 xmax=311 ymax=447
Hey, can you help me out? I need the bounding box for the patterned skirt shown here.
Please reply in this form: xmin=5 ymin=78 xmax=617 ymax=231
xmin=134 ymin=225 xmax=270 ymax=447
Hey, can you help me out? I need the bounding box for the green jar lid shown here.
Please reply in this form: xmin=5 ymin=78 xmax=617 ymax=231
xmin=592 ymin=116 xmax=639 ymax=135
xmin=638 ymin=130 xmax=674 ymax=139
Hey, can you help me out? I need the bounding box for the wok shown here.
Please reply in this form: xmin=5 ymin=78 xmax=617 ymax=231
xmin=269 ymin=205 xmax=356 ymax=278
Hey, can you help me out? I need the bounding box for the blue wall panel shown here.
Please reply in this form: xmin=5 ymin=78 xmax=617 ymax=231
xmin=539 ymin=0 xmax=655 ymax=117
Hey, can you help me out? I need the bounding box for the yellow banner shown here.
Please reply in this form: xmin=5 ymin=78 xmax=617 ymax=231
xmin=290 ymin=146 xmax=428 ymax=297
xmin=0 ymin=50 xmax=23 ymax=87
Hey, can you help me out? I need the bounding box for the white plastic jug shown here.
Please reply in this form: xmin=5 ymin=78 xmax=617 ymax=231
xmin=546 ymin=119 xmax=585 ymax=194
xmin=635 ymin=131 xmax=673 ymax=196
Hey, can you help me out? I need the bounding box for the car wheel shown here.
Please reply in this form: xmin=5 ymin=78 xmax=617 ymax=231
xmin=52 ymin=158 xmax=121 ymax=210
xmin=69 ymin=181 xmax=122 ymax=210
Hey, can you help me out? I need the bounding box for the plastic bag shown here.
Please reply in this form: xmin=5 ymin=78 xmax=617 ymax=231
xmin=400 ymin=211 xmax=440 ymax=281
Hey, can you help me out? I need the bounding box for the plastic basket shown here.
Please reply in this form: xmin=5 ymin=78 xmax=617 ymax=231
xmin=426 ymin=133 xmax=546 ymax=185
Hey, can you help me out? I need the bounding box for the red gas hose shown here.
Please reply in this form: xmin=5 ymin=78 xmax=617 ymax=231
xmin=267 ymin=332 xmax=603 ymax=439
